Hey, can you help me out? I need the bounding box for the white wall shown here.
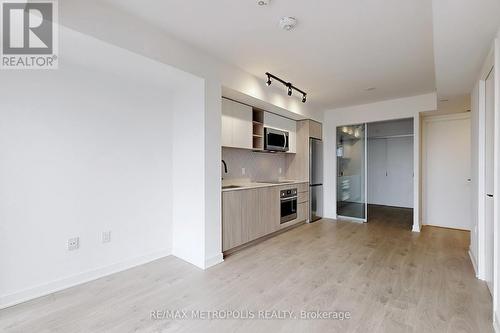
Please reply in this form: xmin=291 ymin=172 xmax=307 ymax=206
xmin=470 ymin=32 xmax=498 ymax=280
xmin=469 ymin=29 xmax=500 ymax=327
xmin=0 ymin=50 xmax=172 ymax=307
xmin=0 ymin=27 xmax=207 ymax=308
xmin=470 ymin=79 xmax=482 ymax=277
xmin=171 ymin=83 xmax=207 ymax=269
xmin=494 ymin=30 xmax=500 ymax=327
xmin=323 ymin=93 xmax=437 ymax=231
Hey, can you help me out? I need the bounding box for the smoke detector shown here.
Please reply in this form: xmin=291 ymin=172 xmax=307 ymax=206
xmin=257 ymin=0 xmax=270 ymax=6
xmin=279 ymin=17 xmax=297 ymax=31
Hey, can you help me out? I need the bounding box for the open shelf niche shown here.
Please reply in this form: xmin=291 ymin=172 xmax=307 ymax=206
xmin=252 ymin=109 xmax=264 ymax=150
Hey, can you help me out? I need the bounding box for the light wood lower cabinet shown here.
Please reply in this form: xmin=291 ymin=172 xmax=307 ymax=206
xmin=222 ymin=187 xmax=280 ymax=251
xmin=222 ymin=190 xmax=244 ymax=251
xmin=298 ymin=202 xmax=309 ymax=222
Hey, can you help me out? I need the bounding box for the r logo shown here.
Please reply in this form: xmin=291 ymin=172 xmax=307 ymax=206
xmin=2 ymin=1 xmax=53 ymax=54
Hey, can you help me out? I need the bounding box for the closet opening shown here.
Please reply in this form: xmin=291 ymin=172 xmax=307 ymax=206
xmin=336 ymin=118 xmax=414 ymax=228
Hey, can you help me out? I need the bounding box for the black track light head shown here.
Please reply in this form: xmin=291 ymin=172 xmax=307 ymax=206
xmin=265 ymin=72 xmax=307 ymax=102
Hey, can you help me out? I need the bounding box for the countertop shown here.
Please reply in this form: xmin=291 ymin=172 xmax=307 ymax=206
xmin=222 ymin=180 xmax=308 ymax=192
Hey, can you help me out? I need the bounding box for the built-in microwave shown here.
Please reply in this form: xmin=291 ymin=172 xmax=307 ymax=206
xmin=264 ymin=127 xmax=289 ymax=152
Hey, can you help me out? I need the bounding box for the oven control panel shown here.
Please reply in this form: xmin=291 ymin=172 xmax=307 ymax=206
xmin=280 ymin=188 xmax=297 ymax=198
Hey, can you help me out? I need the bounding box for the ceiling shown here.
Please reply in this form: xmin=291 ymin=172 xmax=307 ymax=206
xmin=103 ymin=0 xmax=499 ymax=112
xmin=432 ymin=0 xmax=500 ymax=100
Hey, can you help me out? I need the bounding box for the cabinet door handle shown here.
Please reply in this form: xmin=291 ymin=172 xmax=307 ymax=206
xmin=487 ymin=194 xmax=494 ymax=198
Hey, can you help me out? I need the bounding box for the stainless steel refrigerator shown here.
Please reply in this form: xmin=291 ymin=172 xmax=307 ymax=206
xmin=309 ymin=138 xmax=323 ymax=222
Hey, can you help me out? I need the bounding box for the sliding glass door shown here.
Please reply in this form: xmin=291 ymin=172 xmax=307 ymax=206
xmin=336 ymin=124 xmax=367 ymax=221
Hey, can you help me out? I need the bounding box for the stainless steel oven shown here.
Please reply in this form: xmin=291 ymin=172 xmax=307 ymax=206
xmin=264 ymin=127 xmax=289 ymax=152
xmin=280 ymin=188 xmax=297 ymax=224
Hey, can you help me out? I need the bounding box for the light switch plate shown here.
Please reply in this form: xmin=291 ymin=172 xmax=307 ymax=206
xmin=102 ymin=231 xmax=111 ymax=243
xmin=242 ymin=168 xmax=245 ymax=175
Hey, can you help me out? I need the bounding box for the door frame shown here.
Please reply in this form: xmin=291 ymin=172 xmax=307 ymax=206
xmin=476 ymin=46 xmax=495 ymax=283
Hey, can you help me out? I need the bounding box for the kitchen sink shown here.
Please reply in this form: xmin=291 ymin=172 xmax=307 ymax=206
xmin=222 ymin=185 xmax=243 ymax=189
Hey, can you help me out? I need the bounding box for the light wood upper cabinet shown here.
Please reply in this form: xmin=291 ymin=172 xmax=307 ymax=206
xmin=221 ymin=98 xmax=253 ymax=149
xmin=263 ymin=112 xmax=297 ymax=153
xmin=309 ymin=120 xmax=322 ymax=140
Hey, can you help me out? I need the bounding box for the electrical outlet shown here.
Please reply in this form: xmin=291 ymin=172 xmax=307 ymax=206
xmin=68 ymin=237 xmax=79 ymax=251
xmin=242 ymin=167 xmax=245 ymax=175
xmin=102 ymin=231 xmax=111 ymax=244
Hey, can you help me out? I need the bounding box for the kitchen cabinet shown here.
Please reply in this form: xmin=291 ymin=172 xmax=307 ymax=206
xmin=297 ymin=202 xmax=309 ymax=222
xmin=279 ymin=183 xmax=309 ymax=229
xmin=264 ymin=112 xmax=297 ymax=153
xmin=309 ymin=120 xmax=322 ymax=140
xmin=222 ymin=186 xmax=280 ymax=251
xmin=221 ymin=98 xmax=253 ymax=149
xmin=243 ymin=187 xmax=280 ymax=242
xmin=222 ymin=190 xmax=243 ymax=251
xmin=222 ymin=184 xmax=311 ymax=252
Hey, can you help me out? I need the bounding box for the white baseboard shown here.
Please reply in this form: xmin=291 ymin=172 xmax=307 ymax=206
xmin=468 ymin=249 xmax=479 ymax=278
xmin=0 ymin=249 xmax=171 ymax=310
xmin=204 ymin=253 xmax=224 ymax=269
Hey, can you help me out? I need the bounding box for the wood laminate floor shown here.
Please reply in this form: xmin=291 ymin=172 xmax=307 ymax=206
xmin=0 ymin=207 xmax=493 ymax=332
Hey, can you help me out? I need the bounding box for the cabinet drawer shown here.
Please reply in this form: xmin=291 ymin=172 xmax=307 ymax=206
xmin=298 ymin=191 xmax=309 ymax=203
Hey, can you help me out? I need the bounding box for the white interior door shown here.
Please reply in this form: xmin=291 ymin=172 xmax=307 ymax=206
xmin=424 ymin=115 xmax=471 ymax=230
xmin=485 ymin=67 xmax=495 ymax=294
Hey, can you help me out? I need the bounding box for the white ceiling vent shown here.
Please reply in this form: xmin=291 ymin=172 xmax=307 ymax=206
xmin=279 ymin=17 xmax=297 ymax=31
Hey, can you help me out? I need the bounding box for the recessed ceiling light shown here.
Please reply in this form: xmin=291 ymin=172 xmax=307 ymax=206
xmin=364 ymin=87 xmax=376 ymax=91
xmin=279 ymin=17 xmax=297 ymax=31
xmin=257 ymin=0 xmax=270 ymax=6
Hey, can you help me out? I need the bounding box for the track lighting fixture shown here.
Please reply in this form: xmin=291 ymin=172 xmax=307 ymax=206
xmin=265 ymin=72 xmax=308 ymax=103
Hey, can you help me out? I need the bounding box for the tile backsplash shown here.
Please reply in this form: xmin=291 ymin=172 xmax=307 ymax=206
xmin=221 ymin=148 xmax=286 ymax=181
